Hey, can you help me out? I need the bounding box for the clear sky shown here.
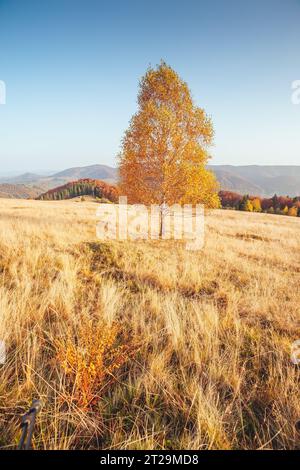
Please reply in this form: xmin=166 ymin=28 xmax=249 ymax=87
xmin=0 ymin=0 xmax=299 ymax=173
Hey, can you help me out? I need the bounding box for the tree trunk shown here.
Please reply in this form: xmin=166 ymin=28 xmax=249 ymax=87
xmin=159 ymin=202 xmax=166 ymax=238
xmin=159 ymin=208 xmax=163 ymax=238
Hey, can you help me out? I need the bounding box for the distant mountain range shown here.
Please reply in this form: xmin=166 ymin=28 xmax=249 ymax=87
xmin=0 ymin=164 xmax=300 ymax=199
xmin=0 ymin=165 xmax=118 ymax=198
xmin=54 ymin=164 xmax=117 ymax=181
xmin=207 ymin=165 xmax=300 ymax=197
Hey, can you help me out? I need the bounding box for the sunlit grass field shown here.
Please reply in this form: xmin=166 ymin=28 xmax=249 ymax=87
xmin=0 ymin=198 xmax=300 ymax=449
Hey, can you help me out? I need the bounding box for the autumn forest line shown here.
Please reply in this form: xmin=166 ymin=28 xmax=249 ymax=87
xmin=220 ymin=191 xmax=300 ymax=217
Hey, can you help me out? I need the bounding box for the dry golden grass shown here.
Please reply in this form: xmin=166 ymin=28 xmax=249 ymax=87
xmin=0 ymin=198 xmax=300 ymax=450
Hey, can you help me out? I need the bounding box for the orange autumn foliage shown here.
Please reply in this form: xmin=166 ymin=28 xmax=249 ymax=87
xmin=119 ymin=61 xmax=220 ymax=208
xmin=56 ymin=321 xmax=137 ymax=409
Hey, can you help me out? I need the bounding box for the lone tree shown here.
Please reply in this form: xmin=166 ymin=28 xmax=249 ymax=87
xmin=119 ymin=62 xmax=220 ymax=234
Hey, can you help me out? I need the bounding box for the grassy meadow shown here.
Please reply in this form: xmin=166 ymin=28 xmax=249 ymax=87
xmin=0 ymin=198 xmax=300 ymax=449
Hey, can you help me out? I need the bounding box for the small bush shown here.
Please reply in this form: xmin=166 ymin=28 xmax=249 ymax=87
xmin=56 ymin=321 xmax=136 ymax=409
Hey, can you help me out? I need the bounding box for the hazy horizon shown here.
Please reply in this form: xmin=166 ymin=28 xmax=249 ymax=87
xmin=2 ymin=162 xmax=300 ymax=180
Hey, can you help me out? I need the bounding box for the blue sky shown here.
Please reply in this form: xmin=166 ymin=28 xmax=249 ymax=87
xmin=0 ymin=0 xmax=299 ymax=173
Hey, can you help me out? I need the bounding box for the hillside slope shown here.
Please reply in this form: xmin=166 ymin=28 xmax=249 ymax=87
xmin=37 ymin=178 xmax=119 ymax=202
xmin=0 ymin=183 xmax=42 ymax=199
